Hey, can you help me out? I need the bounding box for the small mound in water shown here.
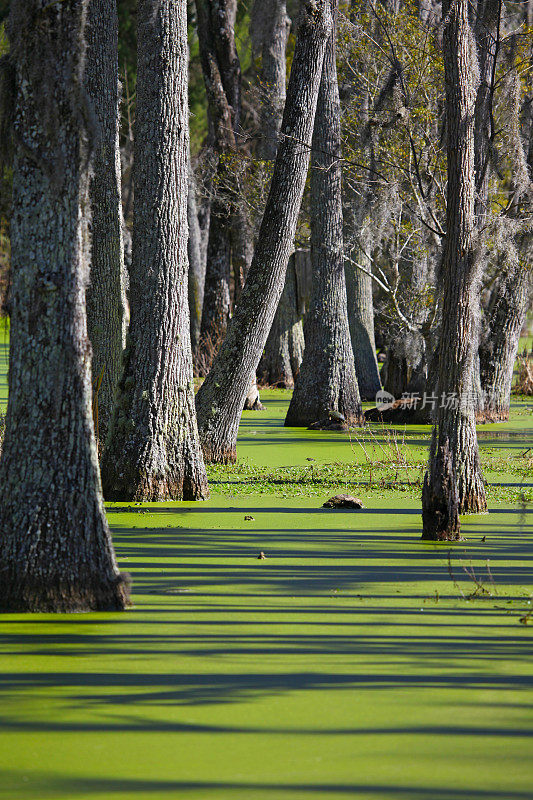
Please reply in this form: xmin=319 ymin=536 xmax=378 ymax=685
xmin=308 ymin=410 xmax=348 ymax=431
xmin=322 ymin=494 xmax=364 ymax=509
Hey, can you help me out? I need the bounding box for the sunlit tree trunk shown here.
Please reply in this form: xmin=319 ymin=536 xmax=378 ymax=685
xmin=252 ymin=0 xmax=302 ymax=390
xmin=480 ymin=265 xmax=532 ymax=420
xmin=0 ymin=0 xmax=129 ymax=612
xmin=251 ymin=0 xmax=291 ymax=160
xmin=422 ymin=0 xmax=487 ymax=541
xmin=345 ymin=233 xmax=381 ymax=400
xmin=188 ymin=159 xmax=205 ymax=356
xmin=196 ymin=0 xmax=333 ymax=462
xmin=286 ymin=6 xmax=363 ymax=427
xmin=102 ymin=0 xmax=208 ymax=501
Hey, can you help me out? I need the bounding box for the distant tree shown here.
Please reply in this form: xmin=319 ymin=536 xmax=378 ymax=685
xmin=342 ymin=0 xmax=382 ymax=401
xmin=85 ymin=0 xmax=128 ymax=449
xmin=188 ymin=157 xmax=206 ymax=355
xmin=478 ymin=28 xmax=533 ymax=420
xmin=251 ymin=0 xmax=306 ymax=389
xmin=258 ymin=250 xmax=305 ymax=388
xmin=250 ymin=0 xmax=291 ymax=161
xmin=422 ymin=0 xmax=487 ymax=540
xmin=480 ymin=264 xmax=532 ymax=419
xmin=195 ymin=0 xmax=249 ymax=371
xmin=102 ymin=0 xmax=208 ymax=501
xmin=196 ymin=0 xmax=333 ymax=463
xmin=0 ymin=0 xmax=129 ymax=612
xmin=286 ymin=3 xmax=363 ymax=427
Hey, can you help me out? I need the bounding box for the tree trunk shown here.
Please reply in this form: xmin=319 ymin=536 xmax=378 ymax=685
xmin=479 ymin=266 xmax=532 ymax=420
xmin=285 ymin=9 xmax=362 ymax=428
xmin=195 ymin=0 xmax=241 ymax=372
xmin=345 ymin=236 xmax=382 ymax=400
xmin=198 ymin=188 xmax=232 ymax=374
xmin=250 ymin=0 xmax=295 ymax=392
xmin=251 ymin=0 xmax=291 ymax=160
xmin=85 ymin=0 xmax=127 ymax=450
xmin=196 ymin=0 xmax=333 ymax=463
xmin=188 ymin=159 xmax=205 ymax=356
xmin=473 ymin=0 xmax=500 ymax=220
xmin=422 ymin=0 xmax=487 ymax=541
xmin=0 ymin=0 xmax=129 ymax=612
xmin=102 ymin=0 xmax=208 ymax=501
xmin=258 ymin=251 xmax=305 ymax=388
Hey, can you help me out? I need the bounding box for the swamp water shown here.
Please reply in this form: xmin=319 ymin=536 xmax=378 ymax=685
xmin=0 ymin=326 xmax=532 ymax=799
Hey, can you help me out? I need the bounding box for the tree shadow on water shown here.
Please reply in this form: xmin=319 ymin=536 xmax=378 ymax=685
xmin=0 ymin=773 xmax=530 ymax=799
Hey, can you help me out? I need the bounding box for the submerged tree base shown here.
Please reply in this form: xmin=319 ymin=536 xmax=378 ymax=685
xmin=422 ymin=434 xmax=488 ymax=540
xmin=476 ymin=406 xmax=510 ymax=424
xmin=421 ymin=438 xmax=461 ymax=541
xmin=0 ymin=573 xmax=131 ymax=613
xmin=103 ymin=468 xmax=209 ymax=502
xmin=201 ymin=443 xmax=237 ymax=465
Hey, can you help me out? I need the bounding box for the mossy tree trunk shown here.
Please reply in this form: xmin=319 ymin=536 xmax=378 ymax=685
xmin=285 ymin=5 xmax=363 ymax=428
xmin=0 ymin=0 xmax=129 ymax=612
xmin=101 ymin=0 xmax=208 ymax=501
xmin=422 ymin=0 xmax=487 ymax=541
xmin=196 ymin=0 xmax=333 ymax=463
xmin=85 ymin=0 xmax=127 ymax=450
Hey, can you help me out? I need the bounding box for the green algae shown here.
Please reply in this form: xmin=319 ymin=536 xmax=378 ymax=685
xmin=0 ymin=325 xmax=531 ymax=799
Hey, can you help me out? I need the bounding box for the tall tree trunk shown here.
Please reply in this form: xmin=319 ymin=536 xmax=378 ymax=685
xmin=0 ymin=0 xmax=129 ymax=612
xmin=196 ymin=0 xmax=333 ymax=463
xmin=252 ymin=0 xmax=300 ymax=390
xmin=478 ymin=28 xmax=532 ymax=422
xmin=285 ymin=8 xmax=362 ymax=428
xmin=195 ymin=0 xmax=241 ymax=372
xmin=473 ymin=0 xmax=500 ymax=221
xmin=258 ymin=251 xmax=305 ymax=388
xmin=85 ymin=0 xmax=127 ymax=449
xmin=188 ymin=159 xmax=205 ymax=356
xmin=422 ymin=0 xmax=487 ymax=541
xmin=342 ymin=5 xmax=382 ymax=401
xmin=198 ymin=186 xmax=232 ymax=371
xmin=480 ymin=266 xmax=532 ymax=420
xmin=102 ymin=0 xmax=208 ymax=501
xmin=251 ymin=0 xmax=291 ymax=160
xmin=345 ymin=234 xmax=382 ymax=400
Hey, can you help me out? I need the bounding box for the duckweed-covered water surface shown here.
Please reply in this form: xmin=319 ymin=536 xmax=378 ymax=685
xmin=0 ymin=336 xmax=532 ymax=799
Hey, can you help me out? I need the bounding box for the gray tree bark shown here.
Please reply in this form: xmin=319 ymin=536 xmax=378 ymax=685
xmin=196 ymin=0 xmax=333 ymax=463
xmin=195 ymin=0 xmax=241 ymax=371
xmin=85 ymin=0 xmax=127 ymax=451
xmin=345 ymin=231 xmax=382 ymax=400
xmin=422 ymin=0 xmax=487 ymax=541
xmin=252 ymin=0 xmax=302 ymax=390
xmin=188 ymin=160 xmax=205 ymax=356
xmin=258 ymin=251 xmax=305 ymax=388
xmin=0 ymin=0 xmax=129 ymax=612
xmin=285 ymin=8 xmax=363 ymax=428
xmin=102 ymin=0 xmax=208 ymax=501
xmin=251 ymin=0 xmax=291 ymax=160
xmin=480 ymin=266 xmax=532 ymax=420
